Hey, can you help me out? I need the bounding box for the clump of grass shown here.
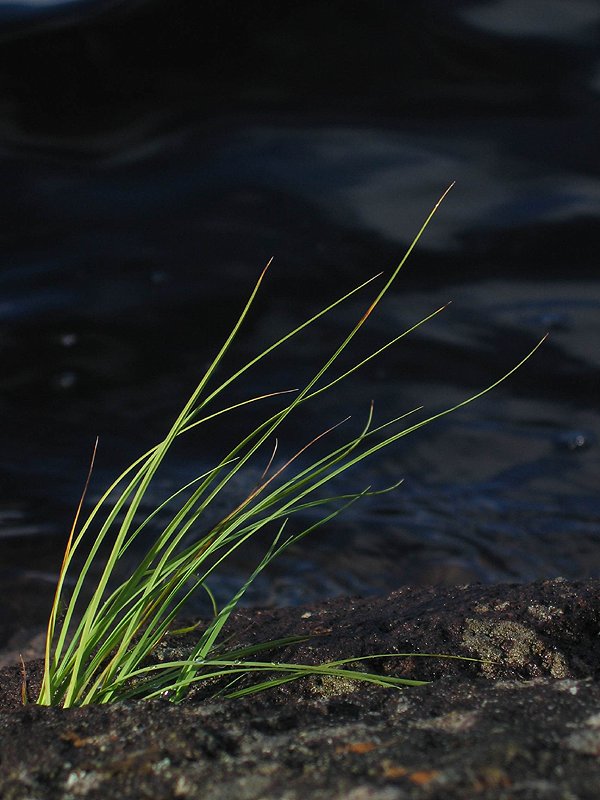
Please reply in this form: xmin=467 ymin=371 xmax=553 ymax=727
xmin=36 ymin=187 xmax=544 ymax=707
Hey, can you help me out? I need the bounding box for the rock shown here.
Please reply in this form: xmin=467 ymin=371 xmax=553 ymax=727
xmin=1 ymin=578 xmax=599 ymax=798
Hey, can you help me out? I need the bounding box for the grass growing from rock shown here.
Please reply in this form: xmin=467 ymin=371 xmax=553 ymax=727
xmin=37 ymin=187 xmax=545 ymax=707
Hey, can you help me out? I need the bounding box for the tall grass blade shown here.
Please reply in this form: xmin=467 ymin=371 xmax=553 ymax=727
xmin=37 ymin=185 xmax=545 ymax=707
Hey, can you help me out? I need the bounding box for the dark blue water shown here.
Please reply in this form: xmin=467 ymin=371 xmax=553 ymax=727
xmin=0 ymin=1 xmax=599 ymax=629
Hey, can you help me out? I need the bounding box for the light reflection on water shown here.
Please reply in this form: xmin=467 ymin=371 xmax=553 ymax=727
xmin=0 ymin=1 xmax=599 ymax=627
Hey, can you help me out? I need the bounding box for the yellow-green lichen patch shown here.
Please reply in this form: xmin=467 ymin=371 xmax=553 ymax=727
xmin=307 ymin=674 xmax=363 ymax=698
xmin=461 ymin=618 xmax=569 ymax=678
xmin=527 ymin=603 xmax=564 ymax=622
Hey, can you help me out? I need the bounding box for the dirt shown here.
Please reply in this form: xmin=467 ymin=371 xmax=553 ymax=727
xmin=1 ymin=578 xmax=600 ymax=798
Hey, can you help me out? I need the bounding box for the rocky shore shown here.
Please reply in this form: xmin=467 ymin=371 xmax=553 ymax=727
xmin=1 ymin=578 xmax=599 ymax=799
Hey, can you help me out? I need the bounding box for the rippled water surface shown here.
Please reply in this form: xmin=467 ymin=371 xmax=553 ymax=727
xmin=0 ymin=1 xmax=599 ymax=626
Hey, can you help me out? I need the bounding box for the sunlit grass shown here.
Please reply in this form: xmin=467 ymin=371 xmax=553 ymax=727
xmin=36 ymin=186 xmax=545 ymax=707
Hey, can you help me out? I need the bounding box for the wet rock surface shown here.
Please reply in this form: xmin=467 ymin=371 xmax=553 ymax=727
xmin=1 ymin=578 xmax=600 ymax=798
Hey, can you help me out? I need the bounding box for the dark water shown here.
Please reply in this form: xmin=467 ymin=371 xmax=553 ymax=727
xmin=1 ymin=1 xmax=599 ymax=622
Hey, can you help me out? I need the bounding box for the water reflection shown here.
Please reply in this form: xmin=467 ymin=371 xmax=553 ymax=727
xmin=0 ymin=2 xmax=599 ymax=645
